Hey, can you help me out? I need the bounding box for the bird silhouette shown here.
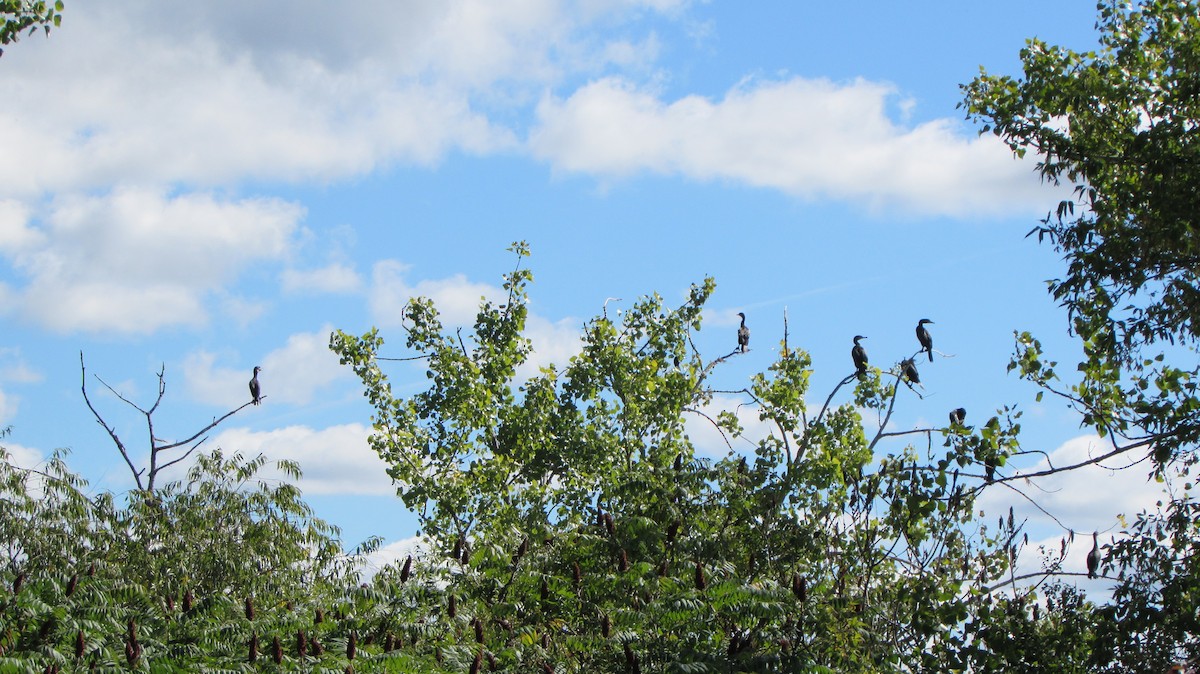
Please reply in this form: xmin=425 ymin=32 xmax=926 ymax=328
xmin=737 ymin=312 xmax=749 ymax=353
xmin=851 ymin=336 xmax=868 ymax=376
xmin=1087 ymin=532 xmax=1101 ymax=579
xmin=249 ymin=366 xmax=262 ymax=405
xmin=901 ymin=358 xmax=921 ymax=385
xmin=916 ymin=319 xmax=934 ymax=362
xmin=949 ymin=407 xmax=966 ymax=426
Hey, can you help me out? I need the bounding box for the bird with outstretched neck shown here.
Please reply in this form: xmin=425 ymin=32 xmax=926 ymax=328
xmin=916 ymin=319 xmax=934 ymax=362
xmin=1087 ymin=532 xmax=1101 ymax=579
xmin=851 ymin=336 xmax=868 ymax=377
xmin=737 ymin=312 xmax=749 ymax=353
xmin=249 ymin=366 xmax=263 ymax=405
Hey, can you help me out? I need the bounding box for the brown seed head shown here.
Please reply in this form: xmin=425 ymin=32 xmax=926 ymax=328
xmin=75 ymin=630 xmax=85 ymax=659
xmin=694 ymin=562 xmax=707 ymax=591
xmin=400 ymin=555 xmax=413 ymax=583
xmin=470 ymin=651 xmax=483 ymax=674
xmin=347 ymin=632 xmax=357 ymax=660
xmin=272 ymin=635 xmax=282 ymax=664
xmin=449 ymin=594 xmax=457 ymax=617
xmin=66 ymin=574 xmax=78 ymax=598
xmin=618 ymin=548 xmax=629 ymax=573
xmin=297 ymin=629 xmax=307 ymax=658
xmin=248 ymin=633 xmax=258 ymax=663
xmin=245 ymin=596 xmax=255 ymax=621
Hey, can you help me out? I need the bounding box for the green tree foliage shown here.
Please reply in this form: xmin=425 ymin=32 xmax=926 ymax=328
xmin=964 ymin=0 xmax=1200 ymax=470
xmin=0 ymin=0 xmax=62 ymax=56
xmin=0 ymin=441 xmax=406 ymax=671
xmin=965 ymin=1 xmax=1200 ymax=669
xmin=330 ymin=242 xmax=1034 ymax=672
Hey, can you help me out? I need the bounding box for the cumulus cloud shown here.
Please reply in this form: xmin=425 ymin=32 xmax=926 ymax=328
xmin=369 ymin=260 xmax=507 ymax=327
xmin=281 ymin=263 xmax=364 ymax=295
xmin=0 ymin=188 xmax=303 ymax=334
xmin=0 ymin=0 xmax=694 ymax=198
xmin=517 ymin=314 xmax=584 ymax=379
xmin=978 ymin=434 xmax=1168 ymax=541
xmin=361 ymin=535 xmax=430 ymax=578
xmin=530 ymin=76 xmax=1054 ymax=217
xmin=684 ymin=393 xmax=777 ymax=458
xmin=211 ymin=423 xmax=394 ymax=496
xmin=184 ymin=325 xmax=348 ymax=408
xmin=0 ymin=442 xmax=44 ymax=469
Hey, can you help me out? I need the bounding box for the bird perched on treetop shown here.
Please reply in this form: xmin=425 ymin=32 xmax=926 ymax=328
xmin=901 ymin=358 xmax=921 ymax=385
xmin=1087 ymin=532 xmax=1101 ymax=579
xmin=916 ymin=319 xmax=934 ymax=362
xmin=249 ymin=366 xmax=262 ymax=405
xmin=949 ymin=407 xmax=967 ymax=426
xmin=851 ymin=336 xmax=868 ymax=377
xmin=737 ymin=312 xmax=749 ymax=353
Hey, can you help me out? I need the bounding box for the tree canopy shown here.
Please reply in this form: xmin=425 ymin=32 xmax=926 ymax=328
xmin=2 ymin=0 xmax=1200 ymax=671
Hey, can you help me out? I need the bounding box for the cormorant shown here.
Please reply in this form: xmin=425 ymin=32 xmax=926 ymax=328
xmin=249 ymin=366 xmax=262 ymax=405
xmin=737 ymin=312 xmax=749 ymax=353
xmin=949 ymin=407 xmax=967 ymax=426
xmin=1087 ymin=532 xmax=1101 ymax=579
xmin=901 ymin=358 xmax=921 ymax=385
xmin=916 ymin=319 xmax=934 ymax=362
xmin=851 ymin=335 xmax=868 ymax=376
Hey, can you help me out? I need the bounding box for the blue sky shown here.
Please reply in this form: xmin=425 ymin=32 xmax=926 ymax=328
xmin=0 ymin=1 xmax=1170 ymax=585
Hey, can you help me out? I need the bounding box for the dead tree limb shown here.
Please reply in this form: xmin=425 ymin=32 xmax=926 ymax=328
xmin=80 ymin=352 xmax=259 ymax=492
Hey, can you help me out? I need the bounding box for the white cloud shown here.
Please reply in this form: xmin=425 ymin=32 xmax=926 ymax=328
xmin=211 ymin=423 xmax=395 ymax=496
xmin=530 ymin=76 xmax=1054 ymax=217
xmin=281 ymin=263 xmax=364 ymax=295
xmin=0 ymin=1 xmax=694 ymax=198
xmin=361 ymin=534 xmax=430 ymax=578
xmin=0 ymin=442 xmax=43 ymax=469
xmin=184 ymin=325 xmax=348 ymax=408
xmin=369 ymin=260 xmax=507 ymax=327
xmin=0 ymin=347 xmax=41 ymax=384
xmin=978 ymin=434 xmax=1168 ymax=539
xmin=0 ymin=199 xmax=40 ymax=249
xmin=0 ymin=188 xmax=303 ymax=334
xmin=517 ymin=314 xmax=583 ymax=380
xmin=683 ymin=393 xmax=777 ymax=458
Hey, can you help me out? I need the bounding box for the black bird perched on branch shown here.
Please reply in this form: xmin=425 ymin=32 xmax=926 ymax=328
xmin=1087 ymin=532 xmax=1101 ymax=579
xmin=249 ymin=366 xmax=262 ymax=405
xmin=949 ymin=407 xmax=966 ymax=426
xmin=737 ymin=312 xmax=749 ymax=353
xmin=916 ymin=319 xmax=934 ymax=362
xmin=901 ymin=358 xmax=921 ymax=385
xmin=851 ymin=336 xmax=868 ymax=376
